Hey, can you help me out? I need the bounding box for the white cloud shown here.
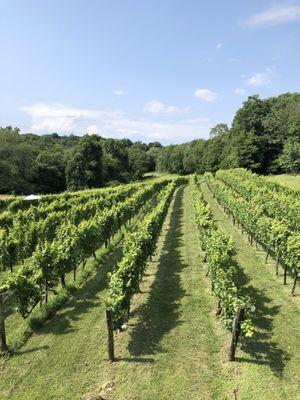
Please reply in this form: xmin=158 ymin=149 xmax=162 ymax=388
xmin=20 ymin=102 xmax=210 ymax=144
xmin=113 ymin=90 xmax=125 ymax=96
xmin=245 ymin=4 xmax=300 ymax=28
xmin=194 ymin=89 xmax=218 ymax=102
xmin=20 ymin=103 xmax=117 ymax=133
xmin=143 ymin=100 xmax=190 ymax=115
xmin=86 ymin=125 xmax=102 ymax=135
xmin=234 ymin=88 xmax=245 ymax=95
xmin=245 ymin=67 xmax=275 ymax=86
xmin=216 ymin=42 xmax=222 ymax=49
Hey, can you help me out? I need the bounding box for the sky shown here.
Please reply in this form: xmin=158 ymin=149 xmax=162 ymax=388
xmin=0 ymin=0 xmax=300 ymax=144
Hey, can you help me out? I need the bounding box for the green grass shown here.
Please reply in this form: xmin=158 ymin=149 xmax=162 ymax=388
xmin=1 ymin=183 xmax=299 ymax=399
xmin=201 ymin=181 xmax=300 ymax=400
xmin=110 ymin=185 xmax=232 ymax=400
xmin=0 ymin=186 xmax=233 ymax=400
xmin=267 ymin=174 xmax=300 ymax=191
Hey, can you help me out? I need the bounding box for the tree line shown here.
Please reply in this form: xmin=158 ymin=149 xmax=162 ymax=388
xmin=157 ymin=92 xmax=300 ymax=175
xmin=1 ymin=92 xmax=299 ymax=195
xmin=0 ymin=129 xmax=161 ymax=194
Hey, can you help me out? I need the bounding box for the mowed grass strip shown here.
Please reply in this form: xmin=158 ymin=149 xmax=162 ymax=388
xmin=266 ymin=174 xmax=300 ymax=191
xmin=201 ymin=181 xmax=300 ymax=400
xmin=109 ymin=185 xmax=232 ymax=400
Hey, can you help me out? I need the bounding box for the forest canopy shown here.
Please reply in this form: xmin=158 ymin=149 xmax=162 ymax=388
xmin=0 ymin=128 xmax=161 ymax=194
xmin=157 ymin=92 xmax=300 ymax=176
xmin=1 ymin=92 xmax=300 ymax=194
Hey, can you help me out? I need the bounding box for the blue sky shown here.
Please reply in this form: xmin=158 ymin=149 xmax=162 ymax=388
xmin=0 ymin=0 xmax=300 ymax=144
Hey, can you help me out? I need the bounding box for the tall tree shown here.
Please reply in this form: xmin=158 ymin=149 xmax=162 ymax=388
xmin=66 ymin=135 xmax=103 ymax=190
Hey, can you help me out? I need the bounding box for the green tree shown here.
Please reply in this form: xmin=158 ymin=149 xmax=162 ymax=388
xmin=279 ymin=138 xmax=300 ymax=174
xmin=128 ymin=145 xmax=148 ymax=179
xmin=35 ymin=151 xmax=66 ymax=193
xmin=66 ymin=135 xmax=103 ymax=190
xmin=209 ymin=123 xmax=229 ymax=139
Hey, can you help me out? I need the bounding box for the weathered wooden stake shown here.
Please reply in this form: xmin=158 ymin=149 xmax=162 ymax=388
xmin=105 ymin=307 xmax=115 ymax=362
xmin=283 ymin=265 xmax=288 ymax=285
xmin=291 ymin=274 xmax=298 ymax=295
xmin=0 ymin=294 xmax=7 ymax=353
xmin=216 ymin=299 xmax=222 ymax=317
xmin=45 ymin=278 xmax=48 ymax=303
xmin=265 ymin=251 xmax=269 ymax=263
xmin=228 ymin=306 xmax=245 ymax=361
xmin=275 ymin=259 xmax=279 ymax=276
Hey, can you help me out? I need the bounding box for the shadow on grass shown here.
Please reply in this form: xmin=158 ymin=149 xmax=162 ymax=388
xmin=13 ymin=345 xmax=50 ymax=356
xmin=232 ymin=259 xmax=291 ymax=377
xmin=31 ymin=245 xmax=123 ymax=337
xmin=128 ymin=186 xmax=187 ymax=356
xmin=114 ymin=357 xmax=155 ymax=363
xmin=201 ymin=181 xmax=291 ymax=377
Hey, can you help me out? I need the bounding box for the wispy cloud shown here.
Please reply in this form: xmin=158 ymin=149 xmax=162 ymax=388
xmin=143 ymin=100 xmax=190 ymax=115
xmin=216 ymin=42 xmax=222 ymax=49
xmin=244 ymin=4 xmax=300 ymax=28
xmin=113 ymin=90 xmax=125 ymax=96
xmin=245 ymin=67 xmax=276 ymax=86
xmin=20 ymin=102 xmax=210 ymax=144
xmin=234 ymin=88 xmax=245 ymax=95
xmin=194 ymin=89 xmax=218 ymax=102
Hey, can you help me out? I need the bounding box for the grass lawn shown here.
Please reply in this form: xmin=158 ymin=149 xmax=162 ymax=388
xmin=0 ymin=185 xmax=233 ymax=400
xmin=266 ymin=174 xmax=300 ymax=191
xmin=201 ymin=181 xmax=300 ymax=400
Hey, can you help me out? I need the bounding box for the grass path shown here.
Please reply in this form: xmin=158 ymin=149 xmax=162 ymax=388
xmin=267 ymin=174 xmax=300 ymax=191
xmin=110 ymin=185 xmax=231 ymax=400
xmin=201 ymin=181 xmax=300 ymax=400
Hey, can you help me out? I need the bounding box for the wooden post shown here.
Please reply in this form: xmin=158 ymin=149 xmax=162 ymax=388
xmin=105 ymin=308 xmax=115 ymax=362
xmin=0 ymin=293 xmax=7 ymax=353
xmin=45 ymin=278 xmax=48 ymax=303
xmin=265 ymin=251 xmax=269 ymax=263
xmin=228 ymin=306 xmax=245 ymax=361
xmin=283 ymin=265 xmax=288 ymax=285
xmin=291 ymin=274 xmax=298 ymax=296
xmin=275 ymin=259 xmax=279 ymax=276
xmin=216 ymin=299 xmax=222 ymax=317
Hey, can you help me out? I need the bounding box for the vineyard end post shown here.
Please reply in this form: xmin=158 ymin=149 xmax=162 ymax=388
xmin=228 ymin=305 xmax=245 ymax=362
xmin=105 ymin=307 xmax=115 ymax=362
xmin=0 ymin=294 xmax=7 ymax=353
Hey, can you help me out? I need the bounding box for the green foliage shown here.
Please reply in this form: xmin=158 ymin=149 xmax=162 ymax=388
xmin=0 ymin=129 xmax=159 ymax=195
xmin=0 ymin=179 xmax=173 ymax=325
xmin=206 ymin=170 xmax=300 ymax=279
xmin=66 ymin=135 xmax=103 ymax=190
xmin=278 ymin=138 xmax=300 ymax=174
xmin=191 ymin=175 xmax=254 ymax=336
xmin=106 ymin=178 xmax=186 ymax=329
xmin=156 ymin=92 xmax=300 ymax=176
